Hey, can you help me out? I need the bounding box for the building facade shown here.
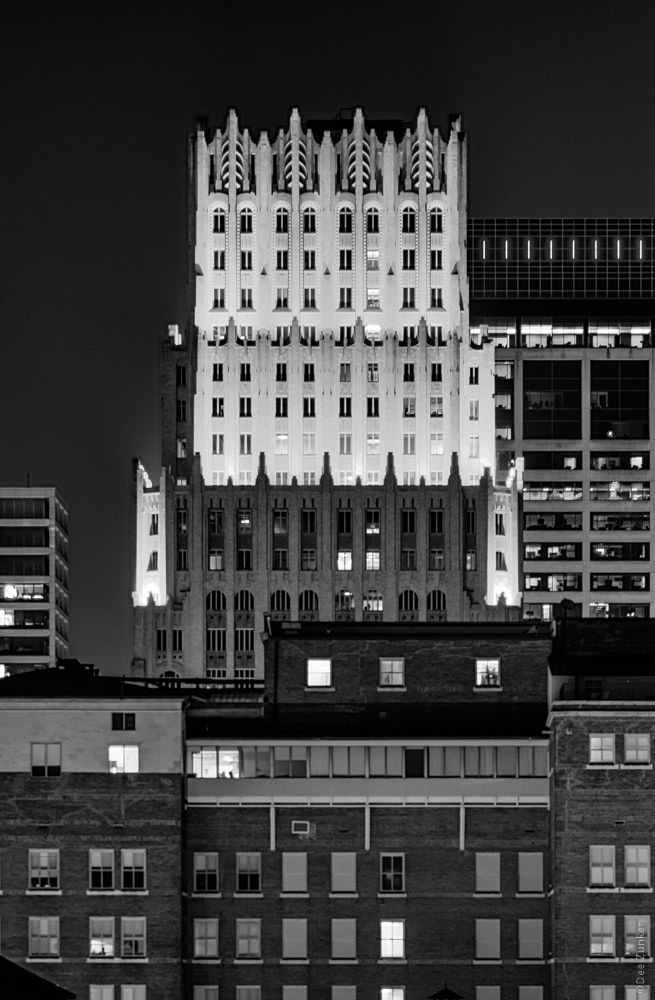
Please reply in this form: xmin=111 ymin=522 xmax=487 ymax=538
xmin=0 ymin=486 xmax=69 ymax=675
xmin=131 ymin=108 xmax=521 ymax=681
xmin=469 ymin=219 xmax=654 ymax=622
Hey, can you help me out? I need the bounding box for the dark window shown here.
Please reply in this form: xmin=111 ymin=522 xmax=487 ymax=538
xmin=523 ymin=360 xmax=582 ymax=439
xmin=112 ymin=713 xmax=135 ymax=731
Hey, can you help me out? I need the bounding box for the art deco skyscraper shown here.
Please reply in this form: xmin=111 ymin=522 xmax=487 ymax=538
xmin=132 ymin=108 xmax=520 ymax=679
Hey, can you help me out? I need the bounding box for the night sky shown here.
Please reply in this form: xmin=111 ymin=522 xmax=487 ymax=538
xmin=3 ymin=1 xmax=655 ymax=674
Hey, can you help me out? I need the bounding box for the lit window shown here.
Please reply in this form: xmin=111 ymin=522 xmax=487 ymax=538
xmin=625 ymin=915 xmax=650 ymax=958
xmin=307 ymin=658 xmax=332 ymax=687
xmin=236 ymin=918 xmax=261 ymax=958
xmin=625 ymin=846 xmax=650 ymax=887
xmin=380 ymin=854 xmax=405 ymax=893
xmin=337 ymin=551 xmax=352 ymax=571
xmin=194 ymin=918 xmax=219 ymax=957
xmin=236 ymin=853 xmax=261 ymax=893
xmin=380 ymin=991 xmax=404 ymax=1000
xmin=108 ymin=746 xmax=139 ymax=774
xmin=282 ymin=918 xmax=307 ymax=959
xmin=31 ymin=742 xmax=61 ymax=777
xmin=379 ymin=658 xmax=404 ymax=687
xmin=29 ymin=916 xmax=59 ymax=957
xmin=193 ymin=852 xmax=219 ymax=893
xmin=366 ymin=551 xmax=380 ymax=571
xmin=90 ymin=917 xmax=115 ymax=957
xmin=274 ymin=433 xmax=288 ymax=455
xmin=90 ymin=849 xmax=114 ymax=889
xmin=624 ymin=733 xmax=650 ymax=764
xmin=380 ymin=920 xmax=404 ymax=958
xmin=475 ymin=659 xmax=500 ymax=688
xmin=367 ymin=433 xmax=380 ymax=455
xmin=29 ymin=849 xmax=59 ymax=890
xmin=589 ymin=735 xmax=615 ymax=765
xmin=589 ymin=915 xmax=615 ymax=956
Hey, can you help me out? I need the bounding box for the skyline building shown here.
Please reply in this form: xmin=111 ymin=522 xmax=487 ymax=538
xmin=0 ymin=486 xmax=69 ymax=676
xmin=131 ymin=107 xmax=521 ymax=680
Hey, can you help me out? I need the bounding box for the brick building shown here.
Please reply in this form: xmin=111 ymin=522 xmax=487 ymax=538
xmin=549 ymin=619 xmax=655 ymax=1000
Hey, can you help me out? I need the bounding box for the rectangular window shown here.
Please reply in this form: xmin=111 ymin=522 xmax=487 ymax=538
xmin=589 ymin=915 xmax=615 ymax=956
xmin=339 ymin=250 xmax=352 ymax=270
xmin=275 ymin=397 xmax=288 ymax=418
xmin=121 ymin=849 xmax=146 ymax=890
xmin=31 ymin=742 xmax=61 ymax=777
xmin=89 ymin=988 xmax=115 ymax=1000
xmin=277 ymin=250 xmax=289 ymax=270
xmin=240 ymin=363 xmax=251 ymax=382
xmin=339 ymin=398 xmax=352 ymax=418
xmin=380 ymin=920 xmax=404 ymax=959
xmin=518 ymin=853 xmax=544 ymax=893
xmin=475 ymin=659 xmax=500 ymax=687
xmin=194 ymin=918 xmax=219 ymax=957
xmin=366 ymin=551 xmax=380 ymax=570
xmin=402 ymin=287 xmax=415 ymax=308
xmin=276 ymin=362 xmax=287 ymax=382
xmin=108 ymin=746 xmax=139 ymax=774
xmin=469 ymin=367 xmax=479 ymax=385
xmin=302 ymin=433 xmax=315 ymax=456
xmin=339 ymin=434 xmax=352 ymax=455
xmin=121 ymin=917 xmax=146 ymax=958
xmin=380 ymin=854 xmax=405 ymax=893
xmin=475 ymin=918 xmax=500 ymax=959
xmin=625 ymin=915 xmax=650 ymax=957
xmin=303 ymin=397 xmax=316 ymax=418
xmin=29 ymin=849 xmax=59 ymax=890
xmin=301 ymin=548 xmax=317 ymax=570
xmin=194 ymin=852 xmax=219 ymax=893
xmin=29 ymin=916 xmax=59 ymax=957
xmin=236 ymin=918 xmax=261 ymax=958
xmin=307 ymin=658 xmax=331 ymax=687
xmin=331 ymin=918 xmax=357 ymax=959
xmin=276 ymin=288 xmax=289 ymax=309
xmin=240 ymin=434 xmax=252 ymax=455
xmin=111 ymin=712 xmax=136 ymax=731
xmin=282 ymin=853 xmax=307 ymax=893
xmin=589 ymin=735 xmax=615 ymax=765
xmin=589 ymin=845 xmax=616 ymax=888
xmin=236 ymin=990 xmax=260 ymax=1000
xmin=282 ymin=918 xmax=307 ymax=959
xmin=402 ymin=434 xmax=415 ymax=455
xmin=212 ymin=397 xmax=224 ymax=418
xmin=331 ymin=852 xmax=357 ymax=893
xmin=240 ymin=397 xmax=252 ymax=418
xmin=588 ymin=991 xmax=615 ymax=1000
xmin=367 ymin=397 xmax=380 ymax=418
xmin=90 ymin=916 xmax=115 ymax=958
xmin=624 ymin=733 xmax=650 ymax=764
xmin=337 ymin=550 xmax=352 ymax=571
xmin=625 ymin=846 xmax=650 ymax=887
xmin=90 ymin=849 xmax=114 ymax=889
xmin=475 ymin=853 xmax=500 ymax=894
xmin=518 ymin=919 xmax=543 ymax=959
xmin=368 ymin=363 xmax=379 ymax=382
xmin=403 ymin=363 xmax=414 ymax=382
xmin=236 ymin=853 xmax=261 ymax=893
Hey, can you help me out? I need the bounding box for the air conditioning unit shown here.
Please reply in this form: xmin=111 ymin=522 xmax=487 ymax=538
xmin=291 ymin=820 xmax=311 ymax=836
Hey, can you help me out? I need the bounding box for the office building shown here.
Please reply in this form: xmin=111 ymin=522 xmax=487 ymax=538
xmin=131 ymin=108 xmax=521 ymax=680
xmin=0 ymin=486 xmax=70 ymax=675
xmin=469 ymin=219 xmax=654 ymax=622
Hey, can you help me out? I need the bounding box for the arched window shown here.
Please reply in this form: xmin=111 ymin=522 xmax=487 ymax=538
xmin=366 ymin=209 xmax=380 ymax=234
xmin=206 ymin=590 xmax=226 ymax=612
xmin=335 ymin=589 xmax=355 ymax=612
xmin=212 ymin=209 xmax=226 ymax=234
xmin=363 ymin=589 xmax=383 ymax=612
xmin=235 ymin=590 xmax=254 ymax=611
xmin=338 ymin=207 xmax=353 ymax=234
xmin=299 ymin=590 xmax=318 ymax=612
xmin=303 ymin=208 xmax=316 ymax=234
xmin=275 ymin=208 xmax=289 ymax=234
xmin=240 ymin=208 xmax=253 ymax=234
xmin=427 ymin=589 xmax=447 ymax=620
xmin=401 ymin=207 xmax=416 ymax=234
xmin=270 ymin=590 xmax=291 ymax=613
xmin=398 ymin=589 xmax=419 ymax=612
xmin=429 ymin=207 xmax=443 ymax=234
xmin=160 ymin=670 xmax=179 ymax=678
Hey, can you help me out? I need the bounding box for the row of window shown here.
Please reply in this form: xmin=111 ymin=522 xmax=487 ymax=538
xmin=192 ymin=915 xmax=545 ymax=962
xmin=203 ymin=431 xmax=474 ymax=460
xmin=211 ymin=205 xmax=444 ymax=235
xmin=89 ymin=990 xmax=145 ymax=1000
xmin=205 ymin=393 xmax=462 ymax=420
xmin=204 ymin=589 xmax=451 ymax=615
xmin=30 ymin=743 xmax=140 ymax=777
xmin=589 ymin=846 xmax=652 ymax=888
xmin=11 ymin=848 xmax=147 ymax=891
xmin=25 ymin=916 xmax=146 ymax=958
xmin=213 ymin=248 xmax=444 ymax=273
xmin=476 ymin=235 xmax=650 ymax=262
xmin=203 ymin=469 xmax=456 ymax=487
xmin=304 ymin=656 xmax=501 ymax=689
xmin=589 ymin=734 xmax=652 ymax=765
xmin=523 ymin=483 xmax=650 ymax=502
xmin=204 ymin=361 xmax=460 ymax=385
xmin=190 ymin=850 xmax=544 ymax=896
xmin=202 ymin=507 xmax=453 ymax=537
xmin=204 ymin=324 xmax=449 ymax=347
xmin=589 ymin=915 xmax=652 ymax=957
xmin=524 ymin=574 xmax=649 ymax=593
xmin=189 ymin=741 xmax=548 ymax=780
xmin=210 ymin=287 xmax=445 ymax=310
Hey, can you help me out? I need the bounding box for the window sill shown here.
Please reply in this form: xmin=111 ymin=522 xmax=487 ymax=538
xmin=234 ymin=893 xmax=263 ymax=899
xmin=377 ymin=686 xmax=406 ymax=693
xmin=623 ymin=957 xmax=653 ymax=963
xmin=515 ymin=892 xmax=546 ymax=898
xmin=191 ymin=958 xmax=222 ymax=964
xmin=279 ymin=893 xmax=309 ymax=899
xmin=621 ymin=886 xmax=653 ymax=893
xmin=26 ymin=958 xmax=63 ymax=964
xmin=86 ymin=890 xmax=148 ymax=896
xmin=473 ymin=959 xmax=502 ymax=965
xmin=329 ymin=892 xmax=359 ymax=899
xmin=473 ymin=686 xmax=503 ymax=693
xmin=377 ymin=892 xmax=407 ymax=898
xmin=26 ymin=889 xmax=62 ymax=895
xmin=378 ymin=959 xmax=408 ymax=964
xmin=279 ymin=959 xmax=309 ymax=964
xmin=586 ymin=764 xmax=619 ymax=770
xmin=586 ymin=957 xmax=620 ymax=962
xmin=190 ymin=892 xmax=222 ymax=898
xmin=620 ymin=764 xmax=653 ymax=769
xmin=329 ymin=959 xmax=359 ymax=964
xmin=304 ymin=687 xmax=335 ymax=693
xmin=233 ymin=959 xmax=264 ymax=964
xmin=473 ymin=892 xmax=502 ymax=898
xmin=587 ymin=887 xmax=620 ymax=893
xmin=516 ymin=959 xmax=546 ymax=964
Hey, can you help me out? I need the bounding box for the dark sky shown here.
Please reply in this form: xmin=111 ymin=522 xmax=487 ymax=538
xmin=3 ymin=0 xmax=655 ymax=674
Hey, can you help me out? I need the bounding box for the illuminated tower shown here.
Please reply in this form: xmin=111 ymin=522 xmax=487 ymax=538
xmin=132 ymin=108 xmax=520 ymax=679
